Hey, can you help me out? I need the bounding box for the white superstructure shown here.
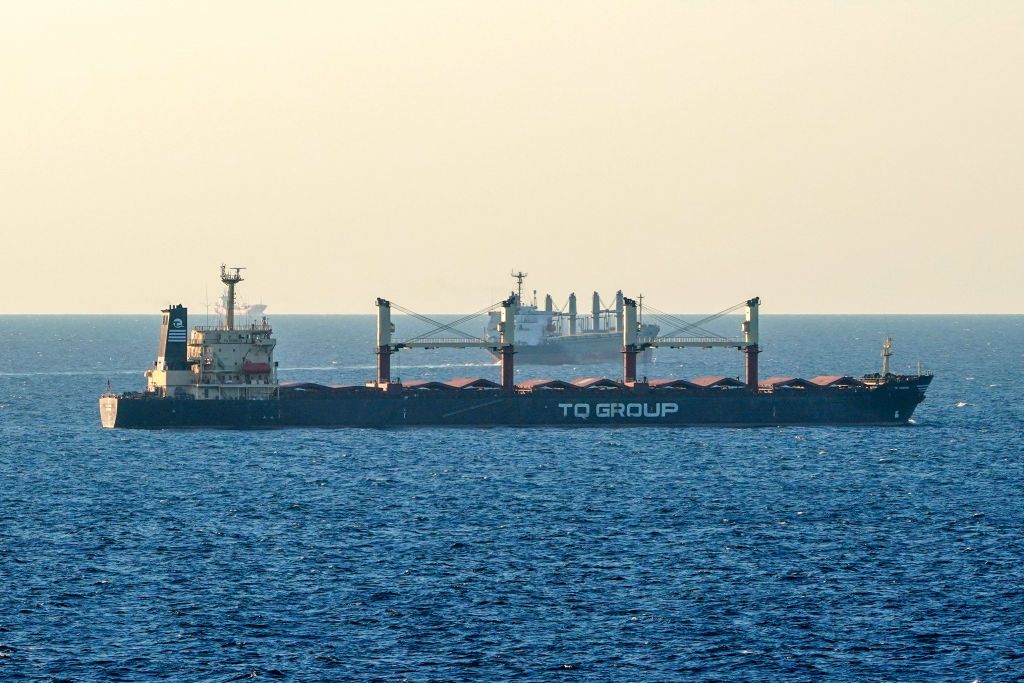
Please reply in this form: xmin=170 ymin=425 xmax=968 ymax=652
xmin=143 ymin=266 xmax=278 ymax=400
xmin=482 ymin=273 xmax=660 ymax=362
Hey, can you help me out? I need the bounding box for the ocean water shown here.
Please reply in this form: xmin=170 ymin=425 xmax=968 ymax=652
xmin=1 ymin=314 xmax=1023 ymax=681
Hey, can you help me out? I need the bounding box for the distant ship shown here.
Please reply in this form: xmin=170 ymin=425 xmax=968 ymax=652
xmin=212 ymin=267 xmax=266 ymax=319
xmin=484 ymin=272 xmax=660 ymax=364
xmin=214 ymin=300 xmax=266 ymax=318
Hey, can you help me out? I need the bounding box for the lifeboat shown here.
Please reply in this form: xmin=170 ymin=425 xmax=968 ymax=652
xmin=242 ymin=361 xmax=273 ymax=374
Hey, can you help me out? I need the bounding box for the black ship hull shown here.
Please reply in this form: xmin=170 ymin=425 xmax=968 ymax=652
xmin=101 ymin=376 xmax=931 ymax=429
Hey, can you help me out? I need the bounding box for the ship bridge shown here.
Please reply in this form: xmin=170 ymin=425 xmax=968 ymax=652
xmin=144 ymin=266 xmax=278 ymax=401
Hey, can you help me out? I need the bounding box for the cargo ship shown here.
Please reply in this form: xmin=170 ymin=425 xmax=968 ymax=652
xmin=483 ymin=272 xmax=660 ymax=364
xmin=99 ymin=267 xmax=932 ymax=429
xmin=213 ymin=292 xmax=266 ymax=320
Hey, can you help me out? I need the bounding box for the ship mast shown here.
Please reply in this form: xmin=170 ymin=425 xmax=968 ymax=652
xmin=881 ymin=337 xmax=893 ymax=376
xmin=511 ymin=270 xmax=528 ymax=304
xmin=220 ymin=264 xmax=245 ymax=330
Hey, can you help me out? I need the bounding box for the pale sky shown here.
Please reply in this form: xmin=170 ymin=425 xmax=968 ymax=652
xmin=2 ymin=1 xmax=1022 ymax=314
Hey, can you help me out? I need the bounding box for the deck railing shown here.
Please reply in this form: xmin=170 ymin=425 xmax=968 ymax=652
xmin=192 ymin=321 xmax=273 ymax=333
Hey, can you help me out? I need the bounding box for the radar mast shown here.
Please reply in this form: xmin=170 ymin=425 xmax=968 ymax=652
xmin=510 ymin=270 xmax=528 ymax=304
xmin=881 ymin=337 xmax=893 ymax=376
xmin=220 ymin=264 xmax=246 ymax=331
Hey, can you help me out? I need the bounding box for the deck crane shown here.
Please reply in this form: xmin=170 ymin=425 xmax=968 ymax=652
xmin=620 ymin=297 xmax=761 ymax=387
xmin=375 ymin=295 xmax=520 ymax=393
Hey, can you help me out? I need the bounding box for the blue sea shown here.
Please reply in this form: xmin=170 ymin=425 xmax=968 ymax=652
xmin=1 ymin=314 xmax=1023 ymax=681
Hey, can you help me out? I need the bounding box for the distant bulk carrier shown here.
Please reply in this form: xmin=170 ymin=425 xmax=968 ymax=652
xmin=99 ymin=267 xmax=932 ymax=429
xmin=483 ymin=272 xmax=660 ymax=364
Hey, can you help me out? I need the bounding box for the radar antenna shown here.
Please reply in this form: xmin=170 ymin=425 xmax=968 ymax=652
xmin=220 ymin=264 xmax=245 ymax=285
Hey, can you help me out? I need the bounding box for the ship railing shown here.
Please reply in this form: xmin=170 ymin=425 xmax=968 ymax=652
xmin=651 ymin=336 xmax=747 ymax=347
xmin=193 ymin=322 xmax=273 ymax=333
xmin=398 ymin=337 xmax=494 ymax=348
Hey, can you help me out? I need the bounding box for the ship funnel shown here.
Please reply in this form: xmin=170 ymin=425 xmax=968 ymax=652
xmin=157 ymin=305 xmax=189 ymax=371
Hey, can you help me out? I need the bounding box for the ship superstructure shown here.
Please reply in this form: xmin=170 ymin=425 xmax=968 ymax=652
xmin=138 ymin=265 xmax=277 ymax=403
xmin=483 ymin=272 xmax=660 ymax=364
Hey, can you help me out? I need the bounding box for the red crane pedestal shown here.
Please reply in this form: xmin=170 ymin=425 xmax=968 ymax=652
xmin=745 ymin=344 xmax=759 ymax=389
xmin=623 ymin=347 xmax=638 ymax=384
xmin=500 ymin=346 xmax=515 ymax=393
xmin=377 ymin=346 xmax=391 ymax=385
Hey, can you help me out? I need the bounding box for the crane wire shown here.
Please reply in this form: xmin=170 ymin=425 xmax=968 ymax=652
xmin=645 ymin=300 xmax=748 ymax=340
xmin=392 ymin=299 xmax=506 ymax=344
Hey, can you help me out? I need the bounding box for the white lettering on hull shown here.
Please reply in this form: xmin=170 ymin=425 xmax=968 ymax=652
xmin=558 ymin=402 xmax=679 ymax=419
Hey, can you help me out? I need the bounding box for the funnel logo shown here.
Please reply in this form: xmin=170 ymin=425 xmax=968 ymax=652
xmin=167 ymin=317 xmax=187 ymax=343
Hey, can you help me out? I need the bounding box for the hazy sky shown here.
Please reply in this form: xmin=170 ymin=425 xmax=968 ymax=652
xmin=2 ymin=1 xmax=1022 ymax=313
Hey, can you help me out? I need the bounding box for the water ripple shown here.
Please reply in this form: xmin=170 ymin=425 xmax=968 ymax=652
xmin=2 ymin=315 xmax=1023 ymax=680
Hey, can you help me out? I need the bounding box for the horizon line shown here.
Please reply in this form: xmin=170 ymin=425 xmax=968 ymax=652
xmin=1 ymin=310 xmax=1022 ymax=316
